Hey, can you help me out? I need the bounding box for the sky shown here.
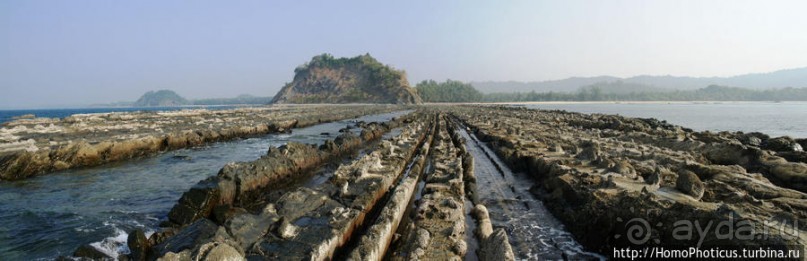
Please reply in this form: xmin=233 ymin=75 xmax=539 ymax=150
xmin=2 ymin=0 xmax=806 ymax=108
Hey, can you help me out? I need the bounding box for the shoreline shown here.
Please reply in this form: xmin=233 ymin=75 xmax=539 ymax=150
xmin=0 ymin=105 xmax=407 ymax=181
xmin=448 ymin=106 xmax=807 ymax=256
xmin=6 ymin=100 xmax=807 ymax=111
xmin=503 ymin=100 xmax=807 ymax=105
xmin=425 ymin=100 xmax=807 ymax=105
xmin=2 ymin=104 xmax=806 ymax=259
xmin=73 ymin=105 xmax=807 ymax=260
xmin=0 ymin=104 xmax=257 ymax=112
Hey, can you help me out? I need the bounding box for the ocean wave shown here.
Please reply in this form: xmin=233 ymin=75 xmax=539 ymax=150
xmin=88 ymin=228 xmax=129 ymax=259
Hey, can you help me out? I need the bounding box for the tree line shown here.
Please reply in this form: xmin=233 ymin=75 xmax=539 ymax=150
xmin=415 ymin=80 xmax=484 ymax=102
xmin=416 ymin=80 xmax=807 ymax=102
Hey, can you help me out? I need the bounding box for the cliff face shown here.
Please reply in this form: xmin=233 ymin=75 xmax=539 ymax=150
xmin=134 ymin=90 xmax=189 ymax=107
xmin=271 ymin=54 xmax=422 ymax=104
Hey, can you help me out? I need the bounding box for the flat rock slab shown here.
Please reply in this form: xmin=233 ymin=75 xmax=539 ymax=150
xmin=0 ymin=105 xmax=405 ymax=180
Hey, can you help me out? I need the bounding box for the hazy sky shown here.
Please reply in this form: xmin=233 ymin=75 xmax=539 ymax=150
xmin=2 ymin=0 xmax=806 ymax=108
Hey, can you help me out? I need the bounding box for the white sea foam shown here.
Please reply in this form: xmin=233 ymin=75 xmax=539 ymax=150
xmin=89 ymin=228 xmax=129 ymax=259
xmin=89 ymin=220 xmax=159 ymax=258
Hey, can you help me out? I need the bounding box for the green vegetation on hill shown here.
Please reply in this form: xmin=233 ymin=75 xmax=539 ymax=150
xmin=415 ymin=80 xmax=483 ymax=102
xmin=272 ymin=53 xmax=421 ymax=104
xmin=134 ymin=90 xmax=189 ymax=107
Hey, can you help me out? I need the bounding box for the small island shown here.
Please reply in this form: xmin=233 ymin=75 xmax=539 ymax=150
xmin=133 ymin=90 xmax=189 ymax=107
xmin=109 ymin=91 xmax=273 ymax=107
xmin=271 ymin=54 xmax=422 ymax=104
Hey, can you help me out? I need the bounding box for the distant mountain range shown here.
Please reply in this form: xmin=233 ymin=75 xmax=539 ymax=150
xmin=472 ymin=67 xmax=807 ymax=93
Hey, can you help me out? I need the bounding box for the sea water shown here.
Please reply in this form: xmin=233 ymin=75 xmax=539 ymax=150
xmin=521 ymin=101 xmax=807 ymax=138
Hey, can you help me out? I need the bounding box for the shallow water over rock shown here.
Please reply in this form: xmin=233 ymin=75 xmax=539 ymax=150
xmin=454 ymin=124 xmax=603 ymax=260
xmin=0 ymin=110 xmax=410 ymax=260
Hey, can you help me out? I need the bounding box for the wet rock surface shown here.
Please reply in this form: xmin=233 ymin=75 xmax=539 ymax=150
xmin=128 ymin=229 xmax=150 ymax=261
xmin=73 ymin=244 xmax=113 ymax=260
xmin=347 ymin=121 xmax=435 ymax=260
xmin=60 ymin=104 xmax=807 ymax=260
xmin=449 ymin=116 xmax=594 ymax=259
xmin=446 ymin=105 xmax=807 ymax=257
xmin=0 ymin=105 xmax=405 ymax=180
xmin=112 ymin=111 xmax=511 ymax=261
xmin=147 ymin=112 xmax=429 ymax=260
xmin=164 ymin=114 xmax=411 ymax=229
xmin=255 ymin=128 xmax=426 ymax=259
xmin=391 ymin=117 xmax=470 ymax=260
xmin=471 ymin=205 xmax=515 ymax=261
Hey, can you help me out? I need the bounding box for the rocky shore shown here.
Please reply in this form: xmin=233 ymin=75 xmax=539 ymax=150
xmin=391 ymin=117 xmax=469 ymax=260
xmin=69 ymin=110 xmax=518 ymax=260
xmin=0 ymin=105 xmax=404 ymax=181
xmin=61 ymin=104 xmax=807 ymax=260
xmin=448 ymin=105 xmax=807 ymax=254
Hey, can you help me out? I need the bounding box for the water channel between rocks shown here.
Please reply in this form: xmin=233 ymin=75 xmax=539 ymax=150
xmin=454 ymin=123 xmax=604 ymax=260
xmin=0 ymin=110 xmax=412 ymax=260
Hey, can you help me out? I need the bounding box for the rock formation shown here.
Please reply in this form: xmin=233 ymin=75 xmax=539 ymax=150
xmin=0 ymin=105 xmax=403 ymax=181
xmin=66 ymin=105 xmax=807 ymax=260
xmin=448 ymin=105 xmax=807 ymax=254
xmin=71 ymin=111 xmax=519 ymax=260
xmin=271 ymin=54 xmax=422 ymax=104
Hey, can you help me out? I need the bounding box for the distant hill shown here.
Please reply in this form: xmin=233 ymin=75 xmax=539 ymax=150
xmin=578 ymin=81 xmax=673 ymax=95
xmin=134 ymin=90 xmax=189 ymax=107
xmin=124 ymin=91 xmax=271 ymax=107
xmin=473 ymin=67 xmax=807 ymax=93
xmin=271 ymin=53 xmax=422 ymax=104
